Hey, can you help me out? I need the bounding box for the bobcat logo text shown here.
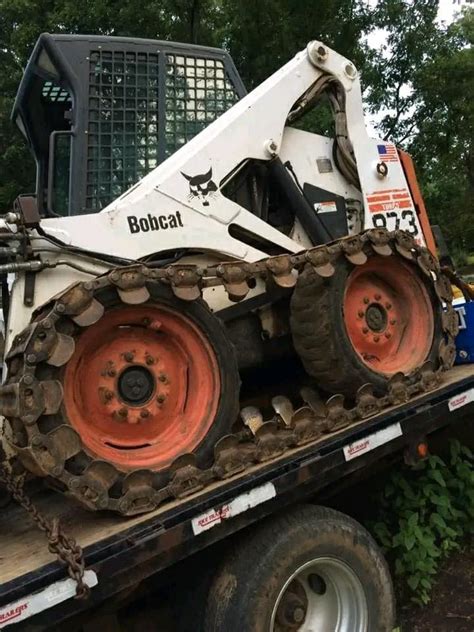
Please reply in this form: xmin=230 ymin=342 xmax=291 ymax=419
xmin=127 ymin=212 xmax=183 ymax=234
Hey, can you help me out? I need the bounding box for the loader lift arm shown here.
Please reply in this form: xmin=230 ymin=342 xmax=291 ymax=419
xmin=32 ymin=40 xmax=427 ymax=263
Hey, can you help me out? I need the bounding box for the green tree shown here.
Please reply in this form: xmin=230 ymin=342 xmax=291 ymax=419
xmin=363 ymin=2 xmax=473 ymax=255
xmin=0 ymin=0 xmax=220 ymax=210
xmin=217 ymin=0 xmax=372 ymax=89
xmin=409 ymin=9 xmax=474 ymax=255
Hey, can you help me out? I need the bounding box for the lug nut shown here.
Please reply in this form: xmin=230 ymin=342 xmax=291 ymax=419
xmin=362 ymin=327 xmax=369 ymax=334
xmin=358 ymin=310 xmax=364 ymax=318
xmin=118 ymin=407 xmax=128 ymax=418
xmin=105 ymin=389 xmax=114 ymax=401
xmin=390 ymin=319 xmax=397 ymax=325
xmin=292 ymin=607 xmax=305 ymax=624
xmin=375 ymin=293 xmax=381 ymax=301
xmin=69 ymin=478 xmax=81 ymax=490
xmin=159 ymin=373 xmax=168 ymax=383
xmin=385 ymin=302 xmax=392 ymax=310
xmin=146 ymin=355 xmax=155 ymax=365
xmin=123 ymin=351 xmax=134 ymax=363
xmin=363 ymin=297 xmax=370 ymax=304
xmin=157 ymin=394 xmax=166 ymax=404
xmin=374 ymin=335 xmax=380 ymax=342
xmin=385 ymin=331 xmax=391 ymax=338
xmin=140 ymin=409 xmax=150 ymax=418
xmin=107 ymin=367 xmax=117 ymax=377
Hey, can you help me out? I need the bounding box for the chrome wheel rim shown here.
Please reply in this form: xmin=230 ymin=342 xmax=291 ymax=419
xmin=270 ymin=556 xmax=368 ymax=632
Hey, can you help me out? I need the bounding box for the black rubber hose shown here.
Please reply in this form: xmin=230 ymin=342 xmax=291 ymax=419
xmin=267 ymin=157 xmax=332 ymax=246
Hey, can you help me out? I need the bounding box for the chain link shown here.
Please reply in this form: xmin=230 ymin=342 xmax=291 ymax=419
xmin=0 ymin=455 xmax=89 ymax=599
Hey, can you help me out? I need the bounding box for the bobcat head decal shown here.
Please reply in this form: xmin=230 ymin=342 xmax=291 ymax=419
xmin=181 ymin=167 xmax=218 ymax=207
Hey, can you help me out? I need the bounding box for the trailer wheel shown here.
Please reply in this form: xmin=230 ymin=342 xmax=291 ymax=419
xmin=204 ymin=505 xmax=395 ymax=632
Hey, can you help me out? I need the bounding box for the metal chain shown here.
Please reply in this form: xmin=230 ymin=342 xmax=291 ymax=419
xmin=0 ymin=455 xmax=89 ymax=599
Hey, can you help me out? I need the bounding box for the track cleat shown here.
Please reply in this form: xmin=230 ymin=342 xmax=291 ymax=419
xmin=119 ymin=469 xmax=156 ymax=515
xmin=214 ymin=435 xmax=255 ymax=479
xmin=388 ymin=372 xmax=410 ymax=404
xmin=266 ymin=256 xmax=297 ymax=288
xmin=325 ymin=394 xmax=350 ymax=432
xmin=72 ymin=298 xmax=105 ymax=327
xmin=299 ymin=387 xmax=326 ymax=418
xmin=271 ymin=396 xmax=294 ymax=426
xmin=367 ymin=229 xmax=393 ymax=256
xmin=255 ymin=421 xmax=286 ymax=461
xmin=355 ymin=383 xmax=379 ymax=418
xmin=216 ymin=263 xmax=250 ymax=302
xmin=240 ymin=406 xmax=264 ymax=434
xmin=419 ymin=361 xmax=441 ymax=392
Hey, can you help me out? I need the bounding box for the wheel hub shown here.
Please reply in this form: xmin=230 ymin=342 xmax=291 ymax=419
xmin=365 ymin=303 xmax=387 ymax=333
xmin=343 ymin=256 xmax=434 ymax=376
xmin=63 ymin=304 xmax=220 ymax=470
xmin=118 ymin=366 xmax=155 ymax=405
xmin=276 ymin=580 xmax=308 ymax=629
xmin=271 ymin=557 xmax=368 ymax=631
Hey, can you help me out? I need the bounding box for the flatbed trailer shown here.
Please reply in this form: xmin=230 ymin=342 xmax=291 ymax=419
xmin=1 ymin=364 xmax=474 ymax=631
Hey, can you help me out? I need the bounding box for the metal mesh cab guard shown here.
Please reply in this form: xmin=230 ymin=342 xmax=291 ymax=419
xmin=12 ymin=34 xmax=246 ymax=216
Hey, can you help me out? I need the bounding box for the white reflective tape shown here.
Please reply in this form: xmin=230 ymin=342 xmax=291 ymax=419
xmin=0 ymin=570 xmax=98 ymax=629
xmin=448 ymin=388 xmax=474 ymax=412
xmin=343 ymin=423 xmax=402 ymax=462
xmin=192 ymin=482 xmax=276 ymax=536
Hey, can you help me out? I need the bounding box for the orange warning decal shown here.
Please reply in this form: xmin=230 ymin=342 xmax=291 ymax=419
xmin=366 ymin=188 xmax=412 ymax=214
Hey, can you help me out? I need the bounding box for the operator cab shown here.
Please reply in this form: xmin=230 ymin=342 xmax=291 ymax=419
xmin=12 ymin=34 xmax=246 ymax=216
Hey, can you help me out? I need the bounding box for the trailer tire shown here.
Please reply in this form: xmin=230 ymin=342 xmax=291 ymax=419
xmin=204 ymin=504 xmax=395 ymax=632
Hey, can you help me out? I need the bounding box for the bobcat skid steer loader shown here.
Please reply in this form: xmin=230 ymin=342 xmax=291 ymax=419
xmin=0 ymin=35 xmax=457 ymax=515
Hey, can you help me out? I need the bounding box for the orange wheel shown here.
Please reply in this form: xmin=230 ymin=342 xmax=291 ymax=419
xmin=63 ymin=303 xmax=221 ymax=470
xmin=291 ymin=250 xmax=441 ymax=396
xmin=343 ymin=256 xmax=434 ymax=375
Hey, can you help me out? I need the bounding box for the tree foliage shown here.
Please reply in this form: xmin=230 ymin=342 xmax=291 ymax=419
xmin=409 ymin=10 xmax=474 ymax=256
xmin=0 ymin=0 xmax=472 ymax=253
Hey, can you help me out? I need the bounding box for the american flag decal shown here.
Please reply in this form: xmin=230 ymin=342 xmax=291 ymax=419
xmin=377 ymin=143 xmax=398 ymax=162
xmin=366 ymin=188 xmax=412 ymax=213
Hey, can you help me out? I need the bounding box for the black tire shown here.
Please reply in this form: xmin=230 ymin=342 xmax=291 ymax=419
xmin=37 ymin=282 xmax=240 ymax=477
xmin=204 ymin=505 xmax=395 ymax=632
xmin=290 ymin=254 xmax=443 ymax=396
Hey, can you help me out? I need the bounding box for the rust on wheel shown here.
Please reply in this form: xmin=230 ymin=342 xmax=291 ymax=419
xmin=63 ymin=304 xmax=220 ymax=470
xmin=343 ymin=255 xmax=434 ymax=376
